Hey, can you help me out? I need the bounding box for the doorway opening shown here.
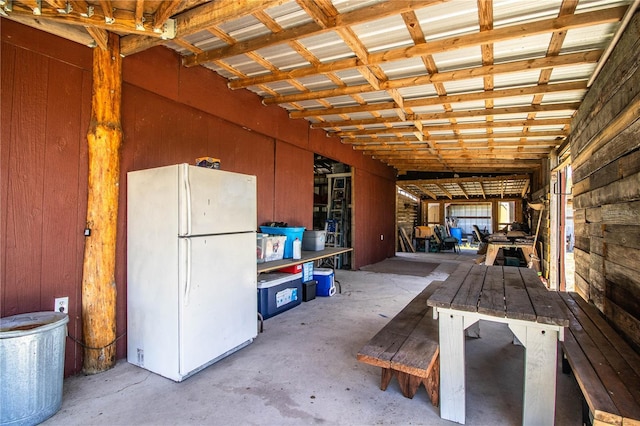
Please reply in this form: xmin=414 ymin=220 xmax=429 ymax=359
xmin=314 ymin=155 xmax=352 ymax=268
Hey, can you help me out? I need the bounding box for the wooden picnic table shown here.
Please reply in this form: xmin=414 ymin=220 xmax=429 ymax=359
xmin=427 ymin=264 xmax=568 ymax=425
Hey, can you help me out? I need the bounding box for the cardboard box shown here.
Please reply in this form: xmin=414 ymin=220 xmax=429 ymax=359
xmin=414 ymin=226 xmax=433 ymax=238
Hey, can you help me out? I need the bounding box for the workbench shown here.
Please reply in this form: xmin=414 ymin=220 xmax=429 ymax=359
xmin=257 ymin=247 xmax=353 ymax=294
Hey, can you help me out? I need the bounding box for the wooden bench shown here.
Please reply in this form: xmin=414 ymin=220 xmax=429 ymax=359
xmin=559 ymin=292 xmax=640 ymax=426
xmin=357 ymin=281 xmax=442 ymax=407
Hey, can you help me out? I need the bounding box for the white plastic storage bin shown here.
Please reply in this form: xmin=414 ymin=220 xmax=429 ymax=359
xmin=263 ymin=235 xmax=287 ymax=262
xmin=302 ymin=230 xmax=326 ymax=251
xmin=257 ymin=272 xmax=303 ymax=319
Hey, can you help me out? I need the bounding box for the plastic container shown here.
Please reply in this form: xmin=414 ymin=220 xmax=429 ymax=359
xmin=450 ymin=227 xmax=463 ymax=244
xmin=302 ymin=280 xmax=317 ymax=302
xmin=292 ymin=238 xmax=302 ymax=260
xmin=302 ymin=262 xmax=314 ymax=283
xmin=302 ymin=230 xmax=326 ymax=251
xmin=1 ymin=312 xmax=69 ymax=426
xmin=257 ymin=272 xmax=303 ymax=319
xmin=313 ymin=268 xmax=335 ymax=297
xmin=263 ymin=235 xmax=287 ymax=262
xmin=256 ymin=233 xmax=268 ymax=263
xmin=279 ymin=264 xmax=302 ymax=274
xmin=259 ymin=226 xmax=305 ymax=259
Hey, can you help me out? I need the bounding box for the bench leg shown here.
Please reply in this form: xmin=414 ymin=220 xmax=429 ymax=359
xmin=561 ymin=350 xmax=571 ymax=375
xmin=425 ymin=354 xmax=440 ymax=407
xmin=380 ymin=368 xmax=393 ymax=391
xmin=396 ymin=371 xmax=422 ymax=399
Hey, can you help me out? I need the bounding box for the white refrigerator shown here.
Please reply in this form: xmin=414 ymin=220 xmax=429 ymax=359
xmin=127 ymin=163 xmax=257 ymax=382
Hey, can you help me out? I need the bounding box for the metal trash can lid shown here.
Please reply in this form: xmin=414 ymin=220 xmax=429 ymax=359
xmin=1 ymin=312 xmax=69 ymax=339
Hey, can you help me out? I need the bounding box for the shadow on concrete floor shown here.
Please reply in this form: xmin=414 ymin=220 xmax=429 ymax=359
xmin=43 ymin=254 xmax=582 ymax=426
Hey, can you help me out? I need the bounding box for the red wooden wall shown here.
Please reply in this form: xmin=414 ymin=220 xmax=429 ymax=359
xmin=1 ymin=20 xmax=397 ymax=376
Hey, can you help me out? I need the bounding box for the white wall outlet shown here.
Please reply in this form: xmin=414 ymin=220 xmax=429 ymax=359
xmin=380 ymin=234 xmax=384 ymax=240
xmin=54 ymin=297 xmax=69 ymax=314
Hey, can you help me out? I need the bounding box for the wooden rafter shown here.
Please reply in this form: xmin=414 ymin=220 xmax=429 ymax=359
xmin=227 ymin=6 xmax=624 ymax=88
xmin=261 ymin=50 xmax=601 ymax=105
xmin=7 ymin=1 xmax=164 ymax=36
xmin=183 ymin=0 xmax=442 ymax=67
xmin=289 ymin=81 xmax=586 ymax=119
xmin=2 ymin=0 xmax=633 ymax=176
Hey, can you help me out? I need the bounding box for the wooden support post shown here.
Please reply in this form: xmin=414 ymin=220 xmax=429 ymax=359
xmin=81 ymin=31 xmax=122 ymax=374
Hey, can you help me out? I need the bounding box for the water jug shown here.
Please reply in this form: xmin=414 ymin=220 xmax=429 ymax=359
xmin=292 ymin=238 xmax=302 ymax=259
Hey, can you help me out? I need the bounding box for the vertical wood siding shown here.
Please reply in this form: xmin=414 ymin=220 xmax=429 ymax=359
xmin=570 ymin=13 xmax=640 ymax=351
xmin=1 ymin=20 xmax=397 ymax=376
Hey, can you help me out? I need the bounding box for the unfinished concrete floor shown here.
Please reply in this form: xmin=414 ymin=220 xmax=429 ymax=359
xmin=44 ymin=251 xmax=583 ymax=425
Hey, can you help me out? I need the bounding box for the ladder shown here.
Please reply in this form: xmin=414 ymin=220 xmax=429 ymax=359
xmin=325 ymin=176 xmax=347 ymax=248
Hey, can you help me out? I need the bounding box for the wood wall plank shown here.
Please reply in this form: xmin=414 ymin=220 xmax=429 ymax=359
xmin=570 ymin=12 xmax=640 ymax=350
xmin=0 ymin=42 xmax=16 ymax=314
xmin=571 ymin=15 xmax=640 ymax=160
xmin=4 ymin=47 xmax=49 ymax=315
xmin=605 ymin=225 xmax=640 ymax=250
xmin=2 ymin=21 xmax=399 ymax=378
xmin=41 ymin=58 xmax=85 ymax=375
xmin=274 ymin=141 xmax=314 ymax=228
xmin=601 ymin=199 xmax=640 ymax=225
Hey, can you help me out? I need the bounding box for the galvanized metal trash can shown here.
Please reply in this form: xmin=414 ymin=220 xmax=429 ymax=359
xmin=0 ymin=312 xmax=68 ymax=426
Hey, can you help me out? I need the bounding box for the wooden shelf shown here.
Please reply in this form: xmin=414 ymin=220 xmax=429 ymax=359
xmin=257 ymin=247 xmax=353 ymax=274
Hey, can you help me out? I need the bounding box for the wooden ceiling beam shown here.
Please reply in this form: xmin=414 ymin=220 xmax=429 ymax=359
xmin=368 ymin=151 xmax=549 ymax=160
xmin=98 ymin=0 xmax=113 ymax=23
xmin=312 ymin=103 xmax=580 ymax=128
xmin=289 ymin=80 xmax=586 ymax=118
xmin=333 ymin=118 xmax=571 ymax=137
xmin=262 ymin=49 xmax=601 ymax=105
xmin=184 ymin=0 xmax=442 ymax=67
xmin=120 ymin=0 xmax=284 ymax=56
xmin=3 ymin=12 xmax=95 ymax=45
xmin=344 ymin=129 xmax=567 ymax=142
xmin=7 ymin=1 xmax=164 ymax=36
xmin=85 ymin=25 xmax=108 ymax=50
xmin=229 ymin=6 xmax=624 ymax=88
xmin=153 ymin=0 xmax=182 ymax=33
xmin=134 ymin=0 xmax=144 ymax=30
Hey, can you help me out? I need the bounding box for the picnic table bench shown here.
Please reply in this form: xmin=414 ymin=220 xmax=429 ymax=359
xmin=356 ymin=281 xmax=443 ymax=407
xmin=559 ymin=292 xmax=640 ymax=426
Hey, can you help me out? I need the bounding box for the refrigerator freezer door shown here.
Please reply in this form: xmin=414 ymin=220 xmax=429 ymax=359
xmin=179 ymin=165 xmax=257 ymax=236
xmin=179 ymin=231 xmax=257 ymax=377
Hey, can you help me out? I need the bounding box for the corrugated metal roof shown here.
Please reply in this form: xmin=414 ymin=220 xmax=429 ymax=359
xmin=5 ymin=0 xmax=636 ymax=179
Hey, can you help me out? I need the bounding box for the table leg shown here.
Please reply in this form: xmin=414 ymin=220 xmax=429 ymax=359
xmin=511 ymin=325 xmax=559 ymax=426
xmin=485 ymin=244 xmax=499 ymax=265
xmin=438 ymin=311 xmax=466 ymax=424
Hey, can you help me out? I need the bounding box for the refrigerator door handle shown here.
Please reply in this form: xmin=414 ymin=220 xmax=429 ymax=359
xmin=184 ymin=164 xmax=191 ymax=235
xmin=181 ymin=164 xmax=192 ymax=236
xmin=183 ymin=237 xmax=192 ymax=305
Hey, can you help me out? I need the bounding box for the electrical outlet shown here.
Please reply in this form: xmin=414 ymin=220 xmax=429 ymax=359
xmin=380 ymin=234 xmax=384 ymax=241
xmin=54 ymin=297 xmax=69 ymax=314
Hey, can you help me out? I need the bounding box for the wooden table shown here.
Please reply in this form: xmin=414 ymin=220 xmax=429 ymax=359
xmin=484 ymin=236 xmax=539 ymax=272
xmin=427 ymin=264 xmax=568 ymax=425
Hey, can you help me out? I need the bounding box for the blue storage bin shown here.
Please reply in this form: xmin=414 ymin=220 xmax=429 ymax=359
xmin=450 ymin=227 xmax=463 ymax=244
xmin=260 ymin=226 xmax=305 ymax=258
